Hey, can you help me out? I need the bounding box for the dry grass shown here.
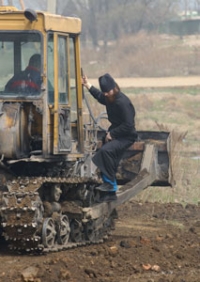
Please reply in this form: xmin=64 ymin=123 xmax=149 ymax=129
xmin=130 ymin=89 xmax=200 ymax=204
xmin=82 ymin=32 xmax=200 ymax=204
xmin=81 ymin=33 xmax=200 ymax=78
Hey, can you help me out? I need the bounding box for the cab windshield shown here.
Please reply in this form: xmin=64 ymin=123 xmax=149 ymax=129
xmin=0 ymin=32 xmax=42 ymax=97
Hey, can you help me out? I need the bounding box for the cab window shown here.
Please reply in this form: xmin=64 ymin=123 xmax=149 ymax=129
xmin=0 ymin=32 xmax=42 ymax=96
xmin=47 ymin=33 xmax=69 ymax=104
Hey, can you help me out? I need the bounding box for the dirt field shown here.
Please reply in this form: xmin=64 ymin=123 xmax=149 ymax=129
xmin=90 ymin=76 xmax=200 ymax=88
xmin=0 ymin=201 xmax=199 ymax=282
xmin=0 ymin=76 xmax=199 ymax=282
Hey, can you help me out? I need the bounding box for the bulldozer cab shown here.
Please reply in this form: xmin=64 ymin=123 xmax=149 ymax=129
xmin=0 ymin=7 xmax=175 ymax=256
xmin=0 ymin=7 xmax=84 ymax=160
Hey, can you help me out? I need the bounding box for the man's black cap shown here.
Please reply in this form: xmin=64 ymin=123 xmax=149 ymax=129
xmin=99 ymin=73 xmax=116 ymax=93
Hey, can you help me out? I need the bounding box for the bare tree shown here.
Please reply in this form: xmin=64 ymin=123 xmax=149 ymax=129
xmin=194 ymin=0 xmax=200 ymax=12
xmin=144 ymin=0 xmax=179 ymax=31
xmin=26 ymin=0 xmax=182 ymax=48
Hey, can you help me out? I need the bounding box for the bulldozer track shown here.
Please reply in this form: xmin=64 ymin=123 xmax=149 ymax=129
xmin=0 ymin=176 xmax=114 ymax=254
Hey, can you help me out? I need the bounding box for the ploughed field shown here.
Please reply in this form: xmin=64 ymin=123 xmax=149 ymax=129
xmin=0 ymin=201 xmax=199 ymax=282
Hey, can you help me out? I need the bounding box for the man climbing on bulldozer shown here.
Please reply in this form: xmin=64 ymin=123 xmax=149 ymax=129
xmin=82 ymin=73 xmax=138 ymax=202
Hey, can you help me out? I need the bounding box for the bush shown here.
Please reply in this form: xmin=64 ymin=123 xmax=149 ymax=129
xmin=81 ymin=32 xmax=200 ymax=78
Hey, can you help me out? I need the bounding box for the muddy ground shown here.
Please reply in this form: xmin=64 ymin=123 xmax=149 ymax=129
xmin=0 ymin=201 xmax=199 ymax=282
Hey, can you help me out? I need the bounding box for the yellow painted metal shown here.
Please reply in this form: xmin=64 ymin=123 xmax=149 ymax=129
xmin=0 ymin=6 xmax=83 ymax=157
xmin=4 ymin=112 xmax=15 ymax=128
xmin=53 ymin=33 xmax=59 ymax=154
xmin=0 ymin=8 xmax=81 ymax=34
xmin=0 ymin=6 xmax=18 ymax=11
xmin=74 ymin=36 xmax=84 ymax=152
xmin=44 ymin=14 xmax=81 ymax=34
xmin=0 ymin=13 xmax=43 ymax=30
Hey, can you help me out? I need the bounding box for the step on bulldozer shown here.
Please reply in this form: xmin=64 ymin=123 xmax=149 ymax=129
xmin=0 ymin=6 xmax=173 ymax=253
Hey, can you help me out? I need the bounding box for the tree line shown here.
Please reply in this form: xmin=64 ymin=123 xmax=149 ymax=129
xmin=21 ymin=0 xmax=200 ymax=47
xmin=55 ymin=0 xmax=200 ymax=47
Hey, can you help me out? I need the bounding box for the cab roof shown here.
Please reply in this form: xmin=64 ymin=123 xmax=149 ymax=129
xmin=0 ymin=6 xmax=82 ymax=34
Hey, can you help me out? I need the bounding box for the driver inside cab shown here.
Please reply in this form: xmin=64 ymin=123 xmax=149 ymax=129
xmin=4 ymin=53 xmax=42 ymax=95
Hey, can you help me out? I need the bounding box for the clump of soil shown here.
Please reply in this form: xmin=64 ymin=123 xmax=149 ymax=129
xmin=0 ymin=201 xmax=199 ymax=282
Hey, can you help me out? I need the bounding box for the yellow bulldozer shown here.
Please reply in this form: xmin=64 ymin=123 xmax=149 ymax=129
xmin=0 ymin=6 xmax=173 ymax=253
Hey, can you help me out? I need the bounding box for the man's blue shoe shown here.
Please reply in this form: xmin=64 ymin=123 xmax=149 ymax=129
xmin=101 ymin=174 xmax=118 ymax=192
